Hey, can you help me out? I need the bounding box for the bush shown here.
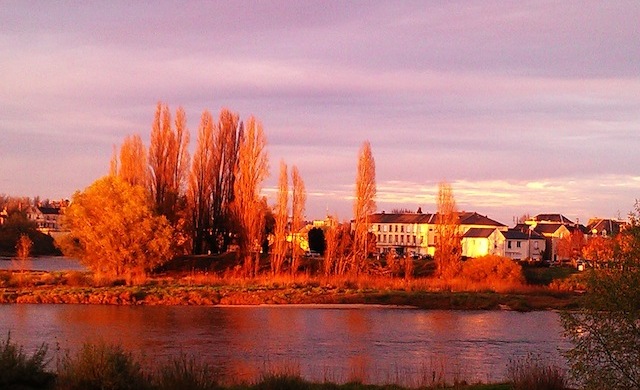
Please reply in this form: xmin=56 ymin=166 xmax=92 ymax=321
xmin=0 ymin=333 xmax=53 ymax=389
xmin=55 ymin=341 xmax=149 ymax=390
xmin=155 ymin=353 xmax=219 ymax=390
xmin=507 ymin=354 xmax=566 ymax=390
xmin=459 ymin=255 xmax=525 ymax=291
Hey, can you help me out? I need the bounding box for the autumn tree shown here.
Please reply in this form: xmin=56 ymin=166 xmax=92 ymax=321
xmin=557 ymin=229 xmax=586 ymax=263
xmin=232 ymin=116 xmax=269 ymax=276
xmin=62 ymin=176 xmax=173 ymax=284
xmin=435 ymin=181 xmax=461 ymax=279
xmin=111 ymin=134 xmax=148 ymax=188
xmin=272 ymin=160 xmax=289 ymax=275
xmin=582 ymin=235 xmax=615 ymax=267
xmin=210 ymin=109 xmax=243 ymax=253
xmin=323 ymin=219 xmax=353 ymax=276
xmin=290 ymin=165 xmax=306 ymax=274
xmin=352 ymin=141 xmax=376 ymax=274
xmin=148 ymin=103 xmax=190 ymax=223
xmin=187 ymin=110 xmax=216 ymax=254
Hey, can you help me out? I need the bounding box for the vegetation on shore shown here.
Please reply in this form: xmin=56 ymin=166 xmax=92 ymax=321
xmin=0 ymin=263 xmax=583 ymax=310
xmin=1 ymin=335 xmax=566 ymax=390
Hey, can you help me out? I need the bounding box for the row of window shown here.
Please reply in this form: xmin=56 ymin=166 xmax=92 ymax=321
xmin=377 ymin=234 xmax=420 ymax=245
xmin=375 ymin=224 xmax=416 ymax=233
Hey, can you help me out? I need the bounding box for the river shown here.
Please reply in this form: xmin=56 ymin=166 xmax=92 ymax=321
xmin=0 ymin=305 xmax=568 ymax=386
xmin=0 ymin=256 xmax=86 ymax=271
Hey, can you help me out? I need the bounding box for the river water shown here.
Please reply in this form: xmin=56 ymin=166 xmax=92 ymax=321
xmin=0 ymin=305 xmax=568 ymax=386
xmin=0 ymin=256 xmax=86 ymax=271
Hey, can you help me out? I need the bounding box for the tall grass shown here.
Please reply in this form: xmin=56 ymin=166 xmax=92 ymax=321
xmin=55 ymin=341 xmax=150 ymax=390
xmin=507 ymin=354 xmax=567 ymax=390
xmin=0 ymin=333 xmax=53 ymax=389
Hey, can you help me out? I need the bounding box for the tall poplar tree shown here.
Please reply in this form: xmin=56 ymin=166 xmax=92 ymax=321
xmin=290 ymin=165 xmax=306 ymax=274
xmin=232 ymin=116 xmax=269 ymax=276
xmin=187 ymin=110 xmax=215 ymax=254
xmin=148 ymin=103 xmax=190 ymax=223
xmin=210 ymin=109 xmax=243 ymax=252
xmin=114 ymin=134 xmax=147 ymax=188
xmin=435 ymin=181 xmax=461 ymax=279
xmin=272 ymin=160 xmax=288 ymax=275
xmin=352 ymin=141 xmax=376 ymax=273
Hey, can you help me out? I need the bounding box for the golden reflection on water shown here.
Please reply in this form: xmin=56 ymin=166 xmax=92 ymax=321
xmin=0 ymin=305 xmax=568 ymax=386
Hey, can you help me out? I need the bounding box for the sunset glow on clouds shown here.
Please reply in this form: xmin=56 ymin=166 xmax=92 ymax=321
xmin=1 ymin=1 xmax=639 ymax=225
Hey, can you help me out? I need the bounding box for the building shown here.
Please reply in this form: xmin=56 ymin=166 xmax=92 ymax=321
xmin=368 ymin=211 xmax=507 ymax=257
xmin=461 ymin=228 xmax=546 ymax=261
xmin=586 ymin=218 xmax=626 ymax=237
xmin=26 ymin=201 xmax=68 ymax=233
xmin=516 ymin=213 xmax=582 ymax=262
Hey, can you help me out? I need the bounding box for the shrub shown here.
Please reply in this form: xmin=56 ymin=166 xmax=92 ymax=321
xmin=459 ymin=255 xmax=525 ymax=291
xmin=254 ymin=373 xmax=311 ymax=390
xmin=55 ymin=341 xmax=149 ymax=390
xmin=0 ymin=333 xmax=53 ymax=389
xmin=507 ymin=354 xmax=566 ymax=390
xmin=155 ymin=353 xmax=219 ymax=390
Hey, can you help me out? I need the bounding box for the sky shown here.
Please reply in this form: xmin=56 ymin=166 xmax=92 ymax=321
xmin=1 ymin=1 xmax=639 ymax=226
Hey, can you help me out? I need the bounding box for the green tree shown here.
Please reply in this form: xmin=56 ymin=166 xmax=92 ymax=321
xmin=561 ymin=204 xmax=640 ymax=389
xmin=62 ymin=176 xmax=173 ymax=283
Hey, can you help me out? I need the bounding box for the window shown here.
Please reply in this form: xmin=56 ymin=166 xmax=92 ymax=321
xmin=400 ymin=226 xmax=404 ymax=233
xmin=516 ymin=241 xmax=521 ymax=248
xmin=395 ymin=234 xmax=398 ymax=243
xmin=508 ymin=241 xmax=512 ymax=249
xmin=395 ymin=225 xmax=398 ymax=232
xmin=534 ymin=241 xmax=539 ymax=249
xmin=377 ymin=224 xmax=381 ymax=232
xmin=401 ymin=235 xmax=404 ymax=243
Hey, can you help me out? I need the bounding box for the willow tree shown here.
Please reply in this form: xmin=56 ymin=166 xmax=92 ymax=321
xmin=272 ymin=160 xmax=289 ymax=275
xmin=62 ymin=176 xmax=173 ymax=284
xmin=435 ymin=181 xmax=461 ymax=279
xmin=111 ymin=134 xmax=147 ymax=188
xmin=187 ymin=110 xmax=215 ymax=254
xmin=290 ymin=165 xmax=306 ymax=274
xmin=232 ymin=116 xmax=269 ymax=276
xmin=210 ymin=109 xmax=243 ymax=252
xmin=352 ymin=141 xmax=376 ymax=274
xmin=148 ymin=103 xmax=190 ymax=223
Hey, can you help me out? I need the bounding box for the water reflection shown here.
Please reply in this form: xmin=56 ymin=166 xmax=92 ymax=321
xmin=0 ymin=305 xmax=568 ymax=385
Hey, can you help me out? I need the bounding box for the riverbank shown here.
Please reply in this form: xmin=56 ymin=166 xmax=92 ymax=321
xmin=0 ymin=270 xmax=581 ymax=310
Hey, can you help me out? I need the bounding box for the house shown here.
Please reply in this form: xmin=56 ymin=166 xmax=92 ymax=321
xmin=26 ymin=203 xmax=67 ymax=233
xmin=0 ymin=207 xmax=7 ymax=225
xmin=586 ymin=218 xmax=626 ymax=237
xmin=461 ymin=228 xmax=546 ymax=261
xmin=368 ymin=210 xmax=507 ymax=257
xmin=516 ymin=214 xmax=578 ymax=262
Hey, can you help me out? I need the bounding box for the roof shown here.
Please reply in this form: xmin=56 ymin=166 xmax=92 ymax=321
xmin=533 ymin=223 xmax=566 ymax=235
xmin=459 ymin=212 xmax=506 ymax=227
xmin=37 ymin=206 xmax=61 ymax=215
xmin=534 ymin=214 xmax=574 ymax=224
xmin=501 ymin=229 xmax=545 ymax=240
xmin=587 ymin=218 xmax=626 ymax=236
xmin=369 ymin=213 xmax=435 ymax=224
xmin=369 ymin=211 xmax=506 ymax=228
xmin=462 ymin=228 xmax=497 ymax=238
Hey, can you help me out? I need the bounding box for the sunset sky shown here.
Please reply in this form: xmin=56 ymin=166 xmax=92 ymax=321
xmin=1 ymin=1 xmax=639 ymax=225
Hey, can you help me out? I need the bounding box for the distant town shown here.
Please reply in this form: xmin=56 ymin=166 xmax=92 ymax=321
xmin=1 ymin=195 xmax=626 ymax=268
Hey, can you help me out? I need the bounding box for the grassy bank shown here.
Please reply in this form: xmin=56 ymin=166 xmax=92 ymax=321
xmin=0 ymin=269 xmax=582 ymax=310
xmin=1 ymin=335 xmax=567 ymax=390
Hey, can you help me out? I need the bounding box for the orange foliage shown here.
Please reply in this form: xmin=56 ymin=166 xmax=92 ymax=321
xmin=458 ymin=255 xmax=525 ymax=291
